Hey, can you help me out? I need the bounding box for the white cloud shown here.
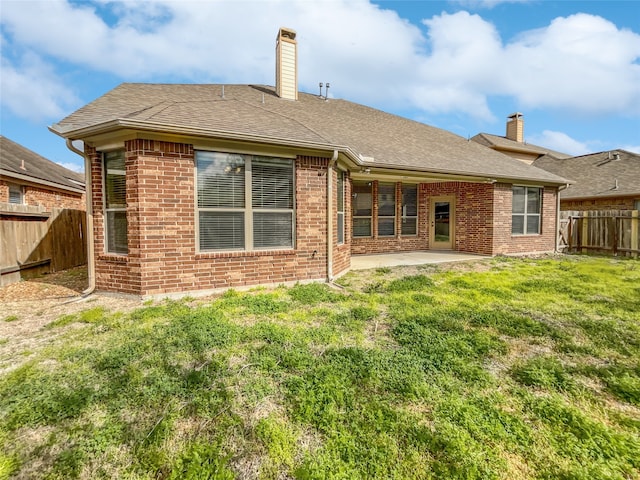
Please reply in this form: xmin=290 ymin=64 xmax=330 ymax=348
xmin=527 ymin=130 xmax=591 ymax=156
xmin=0 ymin=1 xmax=639 ymax=123
xmin=56 ymin=161 xmax=84 ymax=173
xmin=451 ymin=0 xmax=531 ymax=9
xmin=621 ymin=145 xmax=640 ymax=154
xmin=0 ymin=50 xmax=79 ymax=121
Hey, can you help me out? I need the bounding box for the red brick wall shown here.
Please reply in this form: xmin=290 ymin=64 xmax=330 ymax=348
xmin=561 ymin=196 xmax=638 ymax=211
xmin=423 ymin=182 xmax=495 ymax=255
xmin=492 ymin=183 xmax=557 ymax=255
xmin=0 ymin=179 xmax=85 ymax=210
xmin=89 ymin=141 xmax=333 ymax=295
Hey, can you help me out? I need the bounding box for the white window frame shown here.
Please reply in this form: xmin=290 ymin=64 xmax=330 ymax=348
xmin=401 ymin=183 xmax=418 ymax=236
xmin=102 ymin=150 xmax=128 ymax=254
xmin=512 ymin=186 xmax=542 ymax=235
xmin=196 ymin=151 xmax=295 ymax=252
xmin=8 ymin=183 xmax=24 ymax=204
xmin=337 ymin=170 xmax=345 ymax=245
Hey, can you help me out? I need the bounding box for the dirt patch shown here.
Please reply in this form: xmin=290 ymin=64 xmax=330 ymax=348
xmin=0 ymin=266 xmax=144 ymax=374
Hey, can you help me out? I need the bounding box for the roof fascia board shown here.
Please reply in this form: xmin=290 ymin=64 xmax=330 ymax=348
xmin=0 ymin=170 xmax=85 ymax=194
xmin=562 ymin=192 xmax=640 ymax=201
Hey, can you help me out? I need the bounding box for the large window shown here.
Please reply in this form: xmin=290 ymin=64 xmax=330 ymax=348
xmin=401 ymin=184 xmax=417 ymax=235
xmin=103 ymin=150 xmax=128 ymax=254
xmin=337 ymin=171 xmax=345 ymax=244
xmin=512 ymin=186 xmax=541 ymax=235
xmin=197 ymin=151 xmax=294 ymax=251
xmin=352 ymin=182 xmax=372 ymax=237
xmin=378 ymin=183 xmax=396 ymax=236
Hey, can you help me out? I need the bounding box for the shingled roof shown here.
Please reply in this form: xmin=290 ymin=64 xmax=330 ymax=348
xmin=533 ymin=150 xmax=640 ymax=200
xmin=0 ymin=135 xmax=84 ymax=194
xmin=51 ymin=83 xmax=568 ymax=185
xmin=471 ymin=133 xmax=571 ymax=159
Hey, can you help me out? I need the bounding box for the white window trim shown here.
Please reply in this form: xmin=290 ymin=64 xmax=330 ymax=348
xmin=377 ymin=182 xmax=396 ymax=237
xmin=512 ymin=185 xmax=542 ymax=236
xmin=195 ymin=151 xmax=296 ymax=253
xmin=337 ymin=170 xmax=345 ymax=245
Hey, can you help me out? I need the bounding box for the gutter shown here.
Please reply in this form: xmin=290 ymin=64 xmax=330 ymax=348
xmin=65 ymin=139 xmax=96 ymax=296
xmin=327 ymin=150 xmax=338 ymax=282
xmin=556 ymin=183 xmax=570 ymax=253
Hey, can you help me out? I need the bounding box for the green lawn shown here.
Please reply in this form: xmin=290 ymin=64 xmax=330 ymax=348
xmin=1 ymin=256 xmax=639 ymax=479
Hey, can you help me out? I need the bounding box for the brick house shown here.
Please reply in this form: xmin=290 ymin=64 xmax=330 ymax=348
xmin=50 ymin=28 xmax=568 ymax=297
xmin=533 ymin=150 xmax=640 ymax=211
xmin=0 ymin=135 xmax=85 ymax=210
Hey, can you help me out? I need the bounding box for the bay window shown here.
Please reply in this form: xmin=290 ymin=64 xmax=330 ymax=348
xmin=378 ymin=183 xmax=396 ymax=236
xmin=337 ymin=171 xmax=345 ymax=244
xmin=401 ymin=184 xmax=418 ymax=235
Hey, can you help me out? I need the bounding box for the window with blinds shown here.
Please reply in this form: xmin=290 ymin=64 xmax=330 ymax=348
xmin=196 ymin=151 xmax=294 ymax=251
xmin=8 ymin=183 xmax=23 ymax=204
xmin=378 ymin=183 xmax=396 ymax=236
xmin=512 ymin=186 xmax=541 ymax=235
xmin=103 ymin=150 xmax=128 ymax=254
xmin=401 ymin=184 xmax=418 ymax=235
xmin=352 ymin=182 xmax=372 ymax=237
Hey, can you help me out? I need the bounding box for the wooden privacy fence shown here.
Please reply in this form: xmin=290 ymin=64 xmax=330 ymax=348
xmin=559 ymin=210 xmax=639 ymax=257
xmin=0 ymin=203 xmax=87 ymax=286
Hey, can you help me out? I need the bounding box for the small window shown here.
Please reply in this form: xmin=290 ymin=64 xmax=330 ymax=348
xmin=103 ymin=150 xmax=128 ymax=254
xmin=352 ymin=182 xmax=372 ymax=237
xmin=378 ymin=183 xmax=396 ymax=236
xmin=634 ymin=199 xmax=640 ymax=211
xmin=512 ymin=186 xmax=541 ymax=235
xmin=337 ymin=171 xmax=345 ymax=244
xmin=401 ymin=184 xmax=418 ymax=235
xmin=8 ymin=183 xmax=23 ymax=204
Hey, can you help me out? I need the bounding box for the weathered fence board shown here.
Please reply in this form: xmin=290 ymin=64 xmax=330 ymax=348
xmin=560 ymin=210 xmax=639 ymax=257
xmin=0 ymin=203 xmax=87 ymax=286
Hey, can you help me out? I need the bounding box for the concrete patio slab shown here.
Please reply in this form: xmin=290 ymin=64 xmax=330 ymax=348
xmin=350 ymin=251 xmax=488 ymax=270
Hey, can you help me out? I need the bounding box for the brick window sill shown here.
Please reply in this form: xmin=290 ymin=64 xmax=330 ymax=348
xmin=98 ymin=254 xmax=129 ymax=263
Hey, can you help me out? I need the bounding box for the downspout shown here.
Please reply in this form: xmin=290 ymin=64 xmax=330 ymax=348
xmin=66 ymin=139 xmax=96 ymax=296
xmin=326 ymin=150 xmax=338 ymax=282
xmin=555 ymin=183 xmax=569 ymax=253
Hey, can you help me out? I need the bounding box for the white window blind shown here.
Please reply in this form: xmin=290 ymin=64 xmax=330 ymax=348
xmin=352 ymin=182 xmax=372 ymax=237
xmin=378 ymin=183 xmax=396 ymax=236
xmin=401 ymin=184 xmax=418 ymax=235
xmin=196 ymin=151 xmax=294 ymax=251
xmin=337 ymin=171 xmax=345 ymax=244
xmin=103 ymin=150 xmax=128 ymax=254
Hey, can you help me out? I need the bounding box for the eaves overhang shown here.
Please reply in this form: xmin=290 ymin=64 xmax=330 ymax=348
xmin=49 ymin=118 xmax=570 ymax=187
xmin=0 ymin=169 xmax=85 ymax=194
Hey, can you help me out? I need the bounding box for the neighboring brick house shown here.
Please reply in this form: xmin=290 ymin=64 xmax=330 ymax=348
xmin=471 ymin=113 xmax=570 ymax=164
xmin=533 ymin=150 xmax=640 ymax=211
xmin=0 ymin=135 xmax=85 ymax=210
xmin=50 ymin=28 xmax=568 ymax=297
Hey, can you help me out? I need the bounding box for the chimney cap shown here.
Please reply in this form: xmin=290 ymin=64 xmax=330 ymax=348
xmin=278 ymin=27 xmax=297 ymax=41
xmin=507 ymin=112 xmax=523 ymax=120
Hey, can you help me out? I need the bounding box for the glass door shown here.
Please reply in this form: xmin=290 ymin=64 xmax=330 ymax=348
xmin=430 ymin=197 xmax=455 ymax=250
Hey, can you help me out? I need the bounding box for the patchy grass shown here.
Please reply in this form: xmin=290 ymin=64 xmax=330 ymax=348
xmin=0 ymin=256 xmax=639 ymax=479
xmin=3 ymin=315 xmax=19 ymax=323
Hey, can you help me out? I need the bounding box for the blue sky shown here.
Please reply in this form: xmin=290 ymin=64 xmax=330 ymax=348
xmin=1 ymin=0 xmax=639 ymax=173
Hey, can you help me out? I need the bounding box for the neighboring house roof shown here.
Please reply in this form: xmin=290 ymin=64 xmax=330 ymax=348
xmin=0 ymin=135 xmax=85 ymax=194
xmin=51 ymin=83 xmax=568 ymax=185
xmin=533 ymin=150 xmax=640 ymax=200
xmin=471 ymin=133 xmax=571 ymax=159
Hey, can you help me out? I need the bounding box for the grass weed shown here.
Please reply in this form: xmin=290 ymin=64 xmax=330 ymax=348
xmin=0 ymin=256 xmax=638 ymax=479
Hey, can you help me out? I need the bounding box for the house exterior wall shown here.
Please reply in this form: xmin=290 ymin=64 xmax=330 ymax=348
xmin=89 ymin=140 xmax=332 ymax=296
xmin=332 ymin=169 xmax=351 ymax=278
xmin=492 ymin=183 xmax=557 ymax=255
xmin=0 ymin=179 xmax=85 ymax=210
xmin=561 ymin=196 xmax=638 ymax=211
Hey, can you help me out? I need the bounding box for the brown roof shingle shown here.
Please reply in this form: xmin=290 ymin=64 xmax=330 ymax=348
xmin=0 ymin=136 xmax=84 ymax=193
xmin=52 ymin=83 xmax=569 ymax=185
xmin=533 ymin=150 xmax=640 ymax=199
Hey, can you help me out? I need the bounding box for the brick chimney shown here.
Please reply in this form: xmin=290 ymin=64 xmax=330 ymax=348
xmin=276 ymin=27 xmax=298 ymax=100
xmin=506 ymin=112 xmax=524 ymax=142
